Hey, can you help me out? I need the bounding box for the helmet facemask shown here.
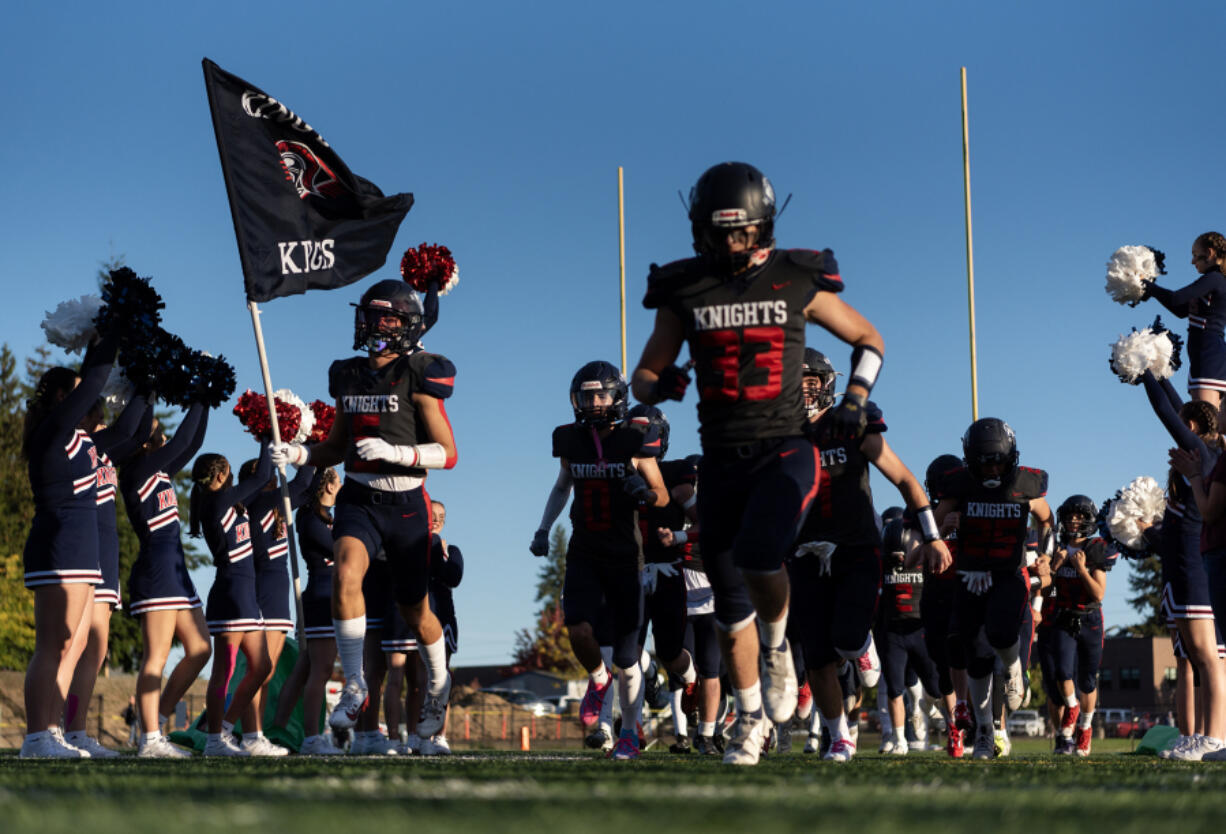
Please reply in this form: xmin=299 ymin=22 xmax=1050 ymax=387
xmin=353 ymin=301 xmax=424 ymax=356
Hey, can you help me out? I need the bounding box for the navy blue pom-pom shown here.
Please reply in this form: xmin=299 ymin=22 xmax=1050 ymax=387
xmin=96 ymin=267 xmax=164 ymax=343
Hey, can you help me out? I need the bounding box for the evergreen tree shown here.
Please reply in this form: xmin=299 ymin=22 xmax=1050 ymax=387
xmin=512 ymin=525 xmax=583 ymax=677
xmin=1124 ymin=554 xmax=1166 ymax=636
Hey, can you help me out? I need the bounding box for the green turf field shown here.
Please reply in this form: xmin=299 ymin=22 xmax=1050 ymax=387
xmin=2 ymin=737 xmax=1223 ymax=834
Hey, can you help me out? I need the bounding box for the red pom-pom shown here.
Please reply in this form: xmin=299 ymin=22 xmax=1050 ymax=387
xmin=400 ymin=243 xmax=459 ymax=294
xmin=232 ymin=389 xmax=302 ymax=442
xmin=309 ymin=400 xmax=335 ymax=443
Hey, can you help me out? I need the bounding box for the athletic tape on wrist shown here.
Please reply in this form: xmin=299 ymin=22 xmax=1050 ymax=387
xmin=917 ymin=506 xmax=939 ymax=542
xmin=848 ymin=344 xmax=883 ymax=392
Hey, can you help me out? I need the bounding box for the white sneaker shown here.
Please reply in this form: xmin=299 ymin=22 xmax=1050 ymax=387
xmin=762 ymin=640 xmax=798 ymax=724
xmin=418 ymin=734 xmax=452 ymax=756
xmin=203 ymin=734 xmax=250 ymax=757
xmin=351 ymin=732 xmax=399 ymax=756
xmin=138 ymin=735 xmax=192 ymax=759
xmin=240 ymin=735 xmax=289 ymax=757
xmin=1003 ymin=658 xmax=1026 ymax=711
xmin=972 ymin=725 xmax=995 ymax=760
xmin=1171 ymin=734 xmax=1222 ymax=761
xmin=20 ymin=729 xmax=90 ymax=759
xmin=888 ymin=736 xmax=908 ymax=756
xmin=329 ymin=676 xmax=369 ymax=731
xmin=1159 ymin=735 xmax=1193 ymax=759
xmin=723 ymin=711 xmax=769 ymax=766
xmin=65 ymin=732 xmax=120 ymax=759
xmin=1199 ymin=738 xmax=1226 ymax=761
xmin=803 ymin=732 xmax=820 ymax=754
xmin=417 ymin=673 xmax=452 ymax=737
xmin=994 ymin=728 xmax=1012 ymax=758
xmin=879 ymin=737 xmax=897 ymax=754
xmin=300 ymin=735 xmax=345 ymax=756
xmin=854 ymin=636 xmax=881 ymax=689
xmin=823 ymin=737 xmax=856 ymax=763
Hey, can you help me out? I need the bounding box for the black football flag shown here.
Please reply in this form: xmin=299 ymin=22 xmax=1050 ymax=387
xmin=202 ymin=58 xmax=413 ymax=302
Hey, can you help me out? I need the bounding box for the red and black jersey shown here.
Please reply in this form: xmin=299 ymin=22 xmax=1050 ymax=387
xmin=882 ymin=562 xmax=925 ymax=625
xmin=1048 ymin=537 xmax=1110 ymax=613
xmin=328 ymin=351 xmax=455 ymax=478
xmin=795 ymin=401 xmax=886 ymax=548
xmin=640 ymin=457 xmax=698 ymax=564
xmin=947 ymin=465 xmax=1047 ymax=571
xmin=643 ymin=249 xmax=843 ymax=447
xmin=553 ymin=422 xmax=659 ymax=564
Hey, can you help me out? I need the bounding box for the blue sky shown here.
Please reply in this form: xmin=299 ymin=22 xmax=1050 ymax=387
xmin=2 ymin=1 xmax=1222 ymax=665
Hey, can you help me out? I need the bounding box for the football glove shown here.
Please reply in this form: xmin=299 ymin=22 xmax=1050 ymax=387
xmin=530 ymin=529 xmax=550 ymax=558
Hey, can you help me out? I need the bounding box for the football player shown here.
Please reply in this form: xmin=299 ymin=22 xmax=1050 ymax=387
xmin=633 ymin=162 xmax=885 ymax=765
xmin=272 ymin=279 xmax=458 ymax=741
xmin=934 ymin=418 xmax=1053 ymax=760
xmin=1042 ymin=495 xmax=1112 ymax=756
xmin=790 ymin=349 xmax=950 ymax=763
xmin=628 ymin=404 xmax=701 ymax=752
xmin=530 ymin=361 xmax=668 ymax=761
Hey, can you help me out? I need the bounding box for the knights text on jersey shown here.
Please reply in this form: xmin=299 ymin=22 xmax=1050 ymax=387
xmin=329 ymin=351 xmax=455 ymax=478
xmin=1050 ymin=538 xmax=1110 ymax=613
xmin=643 ymin=249 xmax=843 ymax=446
xmin=796 ymin=401 xmax=886 ymax=548
xmin=553 ymin=422 xmax=658 ymax=564
xmin=640 ymin=457 xmax=698 ymax=564
xmin=882 ymin=564 xmax=925 ymax=623
xmin=947 ymin=465 xmax=1048 ymax=571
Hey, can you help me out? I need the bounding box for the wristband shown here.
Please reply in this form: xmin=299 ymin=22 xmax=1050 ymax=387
xmin=848 ymin=344 xmax=883 ymax=393
xmin=674 ymin=530 xmax=688 ymax=545
xmin=916 ymin=506 xmax=939 ymax=542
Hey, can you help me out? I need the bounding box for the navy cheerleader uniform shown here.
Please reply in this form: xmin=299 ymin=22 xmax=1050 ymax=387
xmin=248 ymin=465 xmax=315 ymax=633
xmin=429 ymin=537 xmax=463 ymax=656
xmin=23 ymin=336 xmax=117 ymax=588
xmin=122 ymin=404 xmax=208 ymax=616
xmin=89 ymin=394 xmax=152 ymax=609
xmin=1147 ymin=269 xmax=1226 ymax=394
xmin=201 ymin=446 xmax=273 ymax=635
xmin=297 ymin=489 xmax=336 ymax=641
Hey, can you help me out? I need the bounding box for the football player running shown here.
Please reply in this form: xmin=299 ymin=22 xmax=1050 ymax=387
xmin=530 ymin=361 xmax=668 ymax=761
xmin=633 ymin=162 xmax=885 ymax=765
xmin=791 ymin=350 xmax=950 ymax=762
xmin=272 ymin=279 xmax=458 ymax=740
xmin=934 ymin=419 xmax=1053 ymax=760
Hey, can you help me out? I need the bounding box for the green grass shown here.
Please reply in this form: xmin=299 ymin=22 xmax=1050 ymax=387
xmin=1 ymin=736 xmax=1222 ymax=834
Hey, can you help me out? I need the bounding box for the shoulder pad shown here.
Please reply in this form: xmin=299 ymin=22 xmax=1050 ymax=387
xmin=945 ymin=467 xmax=973 ymax=498
xmin=865 ymin=400 xmax=886 ymax=434
xmin=551 ymin=424 xmax=575 ymax=459
xmin=785 ymin=248 xmax=843 ymax=293
xmin=632 ymin=423 xmax=662 ymax=457
xmin=1014 ymin=466 xmax=1048 ymax=498
xmin=411 ymin=352 xmax=456 ymax=400
xmin=327 ymin=358 xmax=358 ymax=400
xmin=643 ymin=258 xmax=701 ymax=309
xmin=1085 ymin=538 xmax=1114 ymax=570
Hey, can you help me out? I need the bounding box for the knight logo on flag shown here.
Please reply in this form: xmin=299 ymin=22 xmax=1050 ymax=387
xmin=202 ymin=58 xmax=413 ymax=302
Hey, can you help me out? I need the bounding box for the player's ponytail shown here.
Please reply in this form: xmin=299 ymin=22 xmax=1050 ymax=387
xmin=189 ymin=453 xmax=229 ymax=537
xmin=309 ymin=467 xmax=339 ymax=524
xmin=22 ymin=366 xmax=80 ymax=459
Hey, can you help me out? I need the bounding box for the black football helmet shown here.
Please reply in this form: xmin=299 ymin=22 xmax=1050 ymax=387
xmin=352 ymin=279 xmax=424 ymax=355
xmin=961 ymin=418 xmax=1018 ymax=489
xmin=628 ymin=403 xmax=670 ymax=457
xmin=925 ymin=454 xmax=963 ymax=502
xmin=802 ymin=347 xmax=837 ymax=417
xmin=1057 ymin=494 xmax=1098 ymax=543
xmin=689 ymin=162 xmax=776 ymax=272
xmin=570 ymin=361 xmax=628 ymax=427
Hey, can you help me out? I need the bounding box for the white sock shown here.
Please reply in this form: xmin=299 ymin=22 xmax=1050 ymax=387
xmin=620 ymin=664 xmax=644 ymax=731
xmin=1065 ymin=693 xmax=1078 ymax=708
xmin=734 ymin=682 xmax=763 ymax=715
xmin=419 ymin=636 xmax=449 ymax=697
xmin=809 ymin=710 xmax=821 ymax=736
xmin=632 ymin=662 xmax=647 ymax=720
xmin=680 ymin=652 xmax=697 ymax=685
xmin=968 ymin=676 xmax=993 ymax=727
xmin=670 ymin=689 xmax=686 ymax=736
xmin=700 ymin=721 xmax=715 ymax=737
xmin=334 ymin=616 xmax=367 ymax=681
xmin=820 ymin=710 xmax=850 ymax=742
xmin=893 ymin=726 xmax=907 ymax=745
xmin=142 ymin=732 xmax=159 ymax=745
xmin=1078 ymin=709 xmax=1094 ymax=730
xmin=590 ymin=663 xmax=610 ymax=687
xmin=760 ymin=613 xmax=788 ymax=651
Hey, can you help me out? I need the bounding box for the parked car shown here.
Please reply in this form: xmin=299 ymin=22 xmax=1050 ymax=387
xmin=1100 ymin=708 xmax=1133 ymax=737
xmin=1115 ymin=713 xmax=1155 ymax=738
xmin=1006 ymin=709 xmax=1044 ymax=737
xmin=480 ymin=687 xmax=558 ymax=716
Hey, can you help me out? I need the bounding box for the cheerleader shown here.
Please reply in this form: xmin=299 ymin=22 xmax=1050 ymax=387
xmin=234 ymin=459 xmax=314 ymax=756
xmin=1142 ymin=232 xmax=1226 ymax=409
xmin=272 ymin=467 xmax=343 ymax=755
xmin=121 ymin=403 xmax=211 ymax=757
xmin=20 ymin=334 xmax=117 ymax=758
xmin=1141 ymin=369 xmax=1226 ymax=760
xmin=189 ymin=445 xmax=276 ymax=757
xmin=62 ymin=393 xmax=150 ymax=757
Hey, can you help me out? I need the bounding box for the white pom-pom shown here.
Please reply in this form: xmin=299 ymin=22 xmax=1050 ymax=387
xmin=438 ymin=266 xmax=459 ymax=296
xmin=273 ymin=388 xmax=314 ymax=444
xmin=1106 ymin=475 xmax=1166 ymax=549
xmin=101 ymin=365 xmax=135 ymax=410
xmin=1106 ymin=245 xmax=1161 ymax=305
xmin=41 ymin=295 xmax=103 ymax=353
xmin=1110 ymin=327 xmax=1178 ymax=383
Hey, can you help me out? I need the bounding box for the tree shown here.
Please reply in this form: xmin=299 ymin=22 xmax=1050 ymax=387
xmin=511 ymin=525 xmax=583 ymax=677
xmin=1124 ymin=555 xmax=1166 ymax=637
